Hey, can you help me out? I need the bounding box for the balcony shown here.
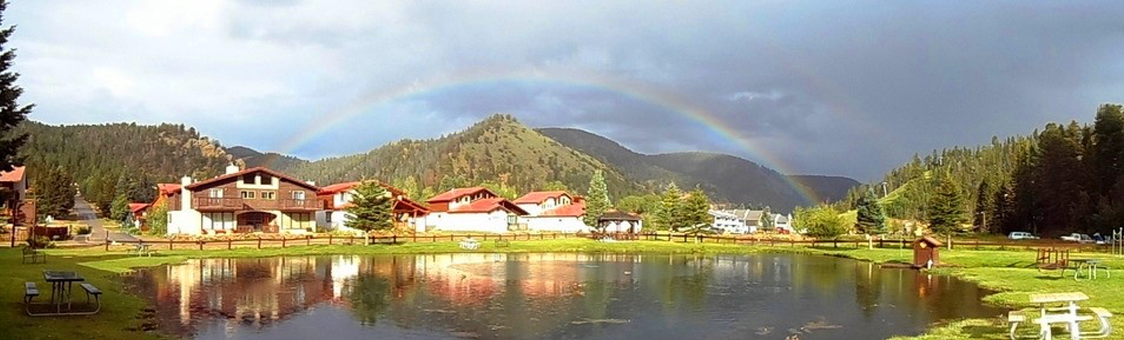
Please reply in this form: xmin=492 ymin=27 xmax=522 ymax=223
xmin=192 ymin=197 xmax=243 ymax=210
xmin=280 ymin=199 xmax=322 ymax=210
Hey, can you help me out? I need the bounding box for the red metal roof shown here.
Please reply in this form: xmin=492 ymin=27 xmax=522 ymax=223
xmin=129 ymin=203 xmax=151 ymax=213
xmin=427 ymin=187 xmax=495 ymax=202
xmin=318 ymin=180 xmax=405 ymax=196
xmin=513 ymin=191 xmax=571 ymax=204
xmin=538 ymin=200 xmax=585 ymax=217
xmin=449 ymin=197 xmax=528 ymax=215
xmin=157 ymin=183 xmax=181 ymax=196
xmin=0 ymin=166 xmax=25 ymax=183
xmin=185 ymin=167 xmax=319 ymax=191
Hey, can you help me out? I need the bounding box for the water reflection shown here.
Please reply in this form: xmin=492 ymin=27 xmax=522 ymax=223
xmin=125 ymin=253 xmax=1001 ymax=340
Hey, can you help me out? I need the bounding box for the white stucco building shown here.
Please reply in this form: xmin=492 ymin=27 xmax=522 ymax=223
xmin=425 ymin=187 xmax=528 ymax=233
xmin=514 ymin=191 xmax=589 ymax=233
xmin=709 ymin=210 xmax=751 ymax=234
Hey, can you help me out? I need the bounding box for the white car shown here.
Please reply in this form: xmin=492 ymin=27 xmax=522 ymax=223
xmin=1060 ymin=233 xmax=1094 ymax=244
xmin=1008 ymin=231 xmax=1038 ymax=240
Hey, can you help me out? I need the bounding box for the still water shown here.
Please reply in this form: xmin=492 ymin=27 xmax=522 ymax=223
xmin=125 ymin=253 xmax=1001 ymax=340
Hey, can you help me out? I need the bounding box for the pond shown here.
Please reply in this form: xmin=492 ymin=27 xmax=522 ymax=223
xmin=124 ymin=253 xmax=1002 ymax=340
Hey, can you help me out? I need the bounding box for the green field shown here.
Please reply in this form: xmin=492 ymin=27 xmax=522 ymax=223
xmin=3 ymin=240 xmax=1122 ymax=340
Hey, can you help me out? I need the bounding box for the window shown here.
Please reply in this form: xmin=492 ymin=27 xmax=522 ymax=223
xmin=261 ymin=191 xmax=276 ymax=200
xmin=209 ymin=188 xmax=223 ymax=198
xmin=292 ymin=191 xmax=306 ymax=200
xmin=241 ymin=191 xmax=255 ymax=199
xmin=242 ymin=174 xmax=256 ymax=184
xmin=283 ymin=213 xmax=311 ymax=229
xmin=203 ymin=212 xmax=235 ymax=230
xmin=326 ymin=213 xmax=332 ymax=223
xmin=260 ymin=175 xmax=273 ymax=185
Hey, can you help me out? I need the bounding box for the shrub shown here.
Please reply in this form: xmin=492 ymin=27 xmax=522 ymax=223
xmin=799 ymin=206 xmax=850 ymax=239
xmin=26 ymin=235 xmax=54 ymax=249
xmin=75 ymin=226 xmax=92 ymax=235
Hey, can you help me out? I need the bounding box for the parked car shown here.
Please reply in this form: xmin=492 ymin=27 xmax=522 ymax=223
xmin=1060 ymin=233 xmax=1094 ymax=244
xmin=1008 ymin=231 xmax=1039 ymax=240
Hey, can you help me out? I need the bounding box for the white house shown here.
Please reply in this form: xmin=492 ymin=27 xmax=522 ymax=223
xmin=514 ymin=191 xmax=589 ymax=233
xmin=709 ymin=210 xmax=751 ymax=234
xmin=425 ymin=187 xmax=528 ymax=233
xmin=314 ymin=181 xmax=430 ymax=234
xmin=166 ymin=165 xmax=322 ymax=235
xmin=773 ymin=213 xmax=795 ymax=233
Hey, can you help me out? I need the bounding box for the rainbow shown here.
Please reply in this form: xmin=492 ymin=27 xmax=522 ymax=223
xmin=277 ymin=67 xmax=823 ymax=205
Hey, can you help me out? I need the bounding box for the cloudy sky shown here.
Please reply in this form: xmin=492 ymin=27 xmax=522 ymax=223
xmin=8 ymin=1 xmax=1124 ymax=181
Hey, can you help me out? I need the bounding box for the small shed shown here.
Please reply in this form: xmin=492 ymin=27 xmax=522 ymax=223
xmin=912 ymin=236 xmax=943 ymax=268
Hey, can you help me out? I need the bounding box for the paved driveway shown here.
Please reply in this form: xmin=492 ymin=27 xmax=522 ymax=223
xmin=74 ymin=195 xmax=137 ymax=243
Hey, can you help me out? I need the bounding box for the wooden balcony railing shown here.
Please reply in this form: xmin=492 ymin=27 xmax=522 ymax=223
xmin=280 ymin=199 xmax=322 ymax=210
xmin=192 ymin=197 xmax=242 ymax=210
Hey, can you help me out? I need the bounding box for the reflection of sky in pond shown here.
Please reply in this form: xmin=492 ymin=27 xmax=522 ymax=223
xmin=124 ymin=253 xmax=1002 ymax=340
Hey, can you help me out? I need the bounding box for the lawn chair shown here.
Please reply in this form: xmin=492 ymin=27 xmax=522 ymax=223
xmin=21 ymin=246 xmax=46 ymax=264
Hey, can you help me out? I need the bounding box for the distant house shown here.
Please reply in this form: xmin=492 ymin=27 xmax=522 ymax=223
xmin=709 ymin=210 xmax=750 ymax=234
xmin=597 ymin=209 xmax=643 ymax=234
xmin=773 ymin=213 xmax=795 ymax=233
xmin=165 ymin=165 xmax=322 ymax=235
xmin=718 ymin=209 xmax=764 ymax=233
xmin=0 ymin=166 xmax=27 ymax=221
xmin=129 ymin=203 xmax=150 ymax=227
xmin=514 ymin=191 xmax=589 ymax=233
xmin=314 ymin=181 xmax=429 ymax=233
xmin=426 ymin=187 xmax=528 ymax=233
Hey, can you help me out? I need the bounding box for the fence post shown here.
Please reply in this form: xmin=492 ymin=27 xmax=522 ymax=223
xmin=258 ymin=236 xmax=262 ymax=249
xmin=393 ymin=235 xmax=397 ymax=244
xmin=328 ymin=234 xmax=333 ymax=245
xmin=282 ymin=237 xmax=287 ymax=248
xmin=833 ymin=240 xmax=838 ymax=248
xmin=169 ymin=239 xmax=173 ymax=250
xmin=228 ymin=239 xmax=232 ymax=250
xmin=105 ymin=237 xmax=109 ymax=251
xmin=413 ymin=234 xmax=417 ymax=243
xmin=432 ymin=235 xmax=436 ymax=243
xmin=307 ymin=235 xmax=311 ymax=246
xmin=198 ymin=241 xmax=203 ymax=250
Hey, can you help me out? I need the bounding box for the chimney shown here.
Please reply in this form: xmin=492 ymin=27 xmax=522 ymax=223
xmin=225 ymin=163 xmax=241 ymax=175
xmin=180 ymin=175 xmax=193 ymax=186
xmin=306 ymin=181 xmax=316 ymax=186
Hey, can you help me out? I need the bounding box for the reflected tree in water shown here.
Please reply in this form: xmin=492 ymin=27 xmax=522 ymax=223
xmin=347 ymin=273 xmax=392 ymax=326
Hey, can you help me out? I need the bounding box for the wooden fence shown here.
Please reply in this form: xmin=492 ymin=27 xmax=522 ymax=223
xmin=103 ymin=232 xmax=581 ymax=251
xmin=94 ymin=231 xmax=1115 ymax=253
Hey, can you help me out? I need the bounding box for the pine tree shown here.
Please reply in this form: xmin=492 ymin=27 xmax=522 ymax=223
xmin=681 ymin=188 xmax=714 ymax=235
xmin=0 ymin=2 xmax=31 ymax=171
xmin=345 ymin=181 xmax=394 ymax=233
xmin=110 ymin=191 xmax=130 ymax=222
xmin=583 ymin=170 xmax=611 ymax=226
xmin=654 ymin=182 xmax=683 ymax=231
xmin=973 ymin=179 xmax=993 ymax=232
xmin=928 ymin=173 xmax=965 ymax=235
xmin=1093 ymin=104 xmax=1124 ymax=198
xmin=855 ymin=188 xmax=886 ymax=235
xmin=35 ymin=167 xmax=75 ymax=218
xmin=760 ymin=206 xmax=775 ymax=231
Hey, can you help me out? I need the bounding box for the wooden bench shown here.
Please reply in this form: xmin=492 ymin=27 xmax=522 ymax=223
xmin=24 ymin=282 xmax=39 ymax=316
xmin=79 ymin=283 xmax=102 ymax=314
xmin=21 ymin=247 xmax=45 ymax=264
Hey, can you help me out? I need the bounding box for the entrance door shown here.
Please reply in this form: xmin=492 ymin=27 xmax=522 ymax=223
xmin=238 ymin=212 xmax=275 ymax=233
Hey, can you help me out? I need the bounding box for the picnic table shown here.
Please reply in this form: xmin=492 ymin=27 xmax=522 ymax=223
xmin=459 ymin=238 xmax=480 ymax=250
xmin=1071 ymin=259 xmax=1110 ymax=281
xmin=1029 ymin=292 xmax=1090 ymax=340
xmin=43 ymin=271 xmax=84 ymax=313
xmin=129 ymin=243 xmax=153 ymax=257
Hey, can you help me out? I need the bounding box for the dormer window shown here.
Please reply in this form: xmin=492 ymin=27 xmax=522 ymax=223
xmin=292 ymin=191 xmax=306 ymax=200
xmin=260 ymin=175 xmax=273 ymax=185
xmin=242 ymin=174 xmax=256 ymax=184
xmin=209 ymin=189 xmax=223 ymax=198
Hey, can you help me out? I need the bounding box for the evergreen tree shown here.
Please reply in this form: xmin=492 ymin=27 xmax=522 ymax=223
xmin=110 ymin=191 xmax=130 ymax=222
xmin=680 ymin=188 xmax=714 ymax=234
xmin=1093 ymin=104 xmax=1124 ymax=199
xmin=345 ymin=181 xmax=394 ymax=232
xmin=973 ymin=179 xmax=993 ymax=232
xmin=855 ymin=188 xmax=886 ymax=235
xmin=654 ymin=182 xmax=683 ymax=231
xmin=927 ymin=173 xmax=965 ymax=235
xmin=583 ymin=170 xmax=611 ymax=226
xmin=0 ymin=1 xmax=31 ymax=172
xmin=34 ymin=167 xmax=75 ymax=218
xmin=760 ymin=206 xmax=775 ymax=231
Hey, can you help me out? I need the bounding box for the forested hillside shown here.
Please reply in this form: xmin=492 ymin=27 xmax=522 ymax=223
xmin=537 ymin=127 xmax=855 ymax=212
xmin=226 ymin=146 xmax=308 ymax=170
xmin=278 ymin=115 xmax=639 ymax=200
xmin=17 ymin=121 xmax=235 ymax=211
xmin=845 ymin=103 xmax=1124 ymax=237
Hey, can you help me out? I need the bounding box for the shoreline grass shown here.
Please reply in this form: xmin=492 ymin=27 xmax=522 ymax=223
xmin=5 ymin=239 xmax=1123 ymax=340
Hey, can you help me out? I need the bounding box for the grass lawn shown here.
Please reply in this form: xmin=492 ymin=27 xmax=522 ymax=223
xmin=4 ymin=240 xmax=1123 ymax=340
